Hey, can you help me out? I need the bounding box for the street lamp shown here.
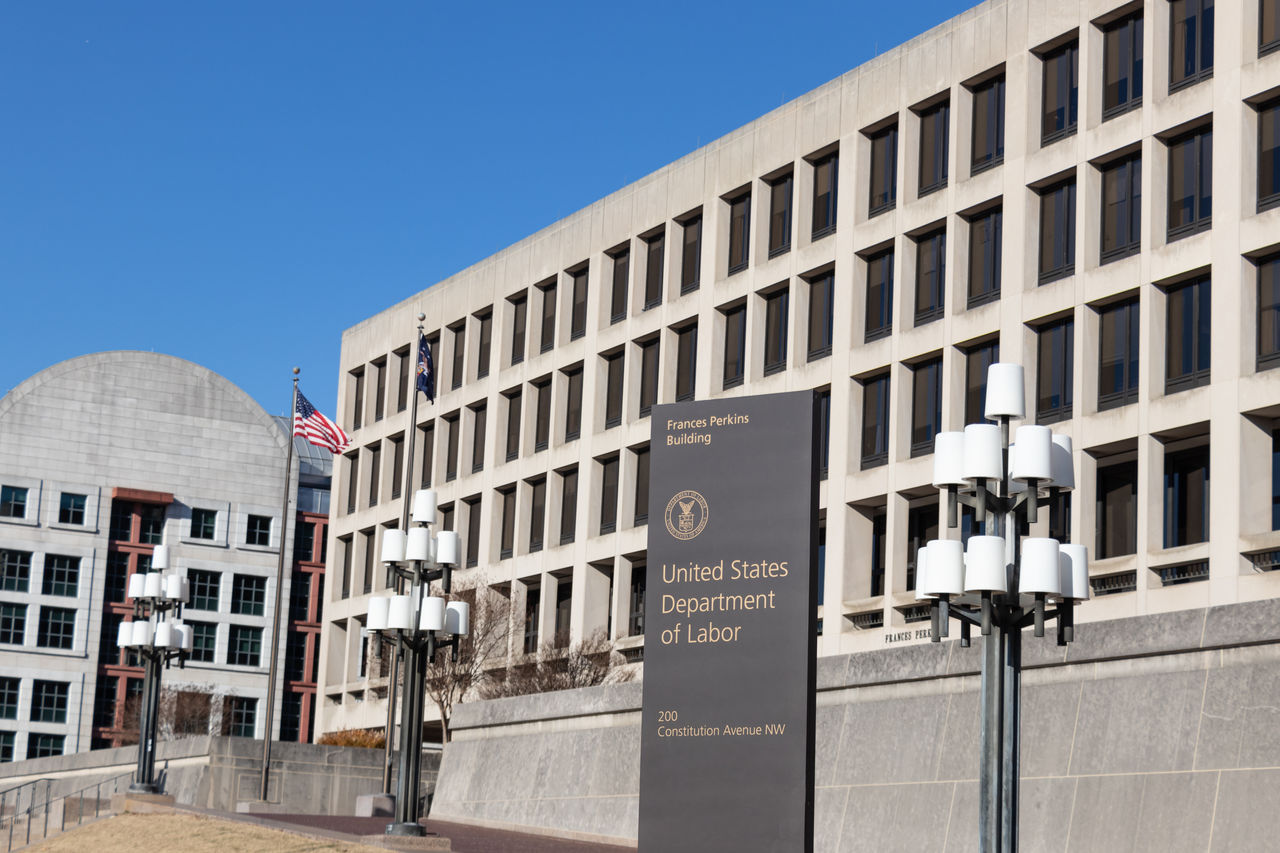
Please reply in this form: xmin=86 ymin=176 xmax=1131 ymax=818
xmin=116 ymin=545 xmax=192 ymax=795
xmin=918 ymin=362 xmax=1090 ymax=853
xmin=365 ymin=489 xmax=468 ymax=837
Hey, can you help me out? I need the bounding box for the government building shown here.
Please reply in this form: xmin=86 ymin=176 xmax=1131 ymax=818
xmin=319 ymin=0 xmax=1280 ymax=741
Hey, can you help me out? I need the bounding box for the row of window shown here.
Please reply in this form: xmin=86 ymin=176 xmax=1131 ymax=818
xmin=0 ymin=730 xmax=64 ymax=761
xmin=0 ymin=602 xmax=75 ymax=648
xmin=0 ymin=550 xmax=81 ymax=597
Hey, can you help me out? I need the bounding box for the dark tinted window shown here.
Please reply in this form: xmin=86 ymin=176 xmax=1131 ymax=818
xmin=610 ymin=248 xmax=629 ymax=324
xmin=676 ymin=325 xmax=697 ymax=402
xmin=539 ymin=283 xmax=556 ymax=353
xmin=1097 ymin=459 xmax=1138 ymax=558
xmin=639 ymin=340 xmax=659 ymax=417
xmin=1167 ymin=127 xmax=1212 ymax=239
xmin=644 ymin=235 xmax=664 ymax=309
xmin=1041 ymin=42 xmax=1079 ymax=144
xmin=964 ymin=341 xmax=999 ymax=425
xmin=918 ymin=101 xmax=949 ymax=195
xmin=865 ymin=249 xmax=894 ymax=341
xmin=861 ymin=373 xmax=890 ymax=469
xmin=1166 ymin=277 xmax=1211 ymax=392
xmin=1259 ymin=255 xmax=1280 ymax=370
xmin=968 ymin=208 xmax=1002 ymax=307
xmin=1037 ymin=317 xmax=1075 ymax=423
xmin=1164 ymin=445 xmax=1209 ymax=547
xmin=1103 ymin=14 xmax=1144 ymax=116
xmin=1039 ymin=180 xmax=1076 ymax=283
xmin=812 ymin=153 xmax=838 ymax=239
xmin=680 ymin=215 xmax=702 ymax=293
xmin=915 ymin=231 xmax=946 ymax=325
xmin=1170 ymin=0 xmax=1214 ymax=91
xmin=510 ymin=294 xmax=527 ymax=365
xmin=808 ymin=273 xmax=834 ymax=360
xmin=723 ymin=306 xmax=746 ymax=388
xmin=564 ymin=367 xmax=582 ymax=442
xmin=768 ymin=173 xmax=793 ymax=257
xmin=728 ymin=193 xmax=751 ymax=274
xmin=971 ymin=76 xmax=1005 ymax=173
xmin=910 ymin=357 xmax=943 ymax=457
xmin=1261 ymin=102 xmax=1280 ymax=212
xmin=604 ymin=353 xmax=624 ymax=428
xmin=764 ymin=289 xmax=789 ymax=375
xmin=1101 ymin=155 xmax=1142 ymax=261
xmin=571 ymin=267 xmax=589 ymax=339
xmin=869 ymin=126 xmax=898 ymax=215
xmin=505 ymin=391 xmax=521 ymax=461
xmin=1098 ymin=299 xmax=1140 ymax=409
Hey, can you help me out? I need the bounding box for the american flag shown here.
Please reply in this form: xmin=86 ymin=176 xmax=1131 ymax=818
xmin=294 ymin=390 xmax=350 ymax=453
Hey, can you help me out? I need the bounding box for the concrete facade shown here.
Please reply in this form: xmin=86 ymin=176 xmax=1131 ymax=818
xmin=0 ymin=352 xmax=328 ymax=760
xmin=321 ymin=0 xmax=1280 ymax=739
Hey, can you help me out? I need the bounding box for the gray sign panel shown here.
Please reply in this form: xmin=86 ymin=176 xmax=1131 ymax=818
xmin=638 ymin=391 xmax=817 ymax=853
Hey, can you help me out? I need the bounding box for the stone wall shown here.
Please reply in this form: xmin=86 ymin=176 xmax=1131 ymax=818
xmin=432 ymin=599 xmax=1280 ymax=851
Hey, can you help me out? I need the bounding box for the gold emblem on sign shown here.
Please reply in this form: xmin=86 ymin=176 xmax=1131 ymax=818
xmin=665 ymin=490 xmax=709 ymax=541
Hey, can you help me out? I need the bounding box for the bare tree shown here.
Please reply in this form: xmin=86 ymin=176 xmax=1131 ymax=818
xmin=422 ymin=583 xmax=512 ymax=743
xmin=482 ymin=629 xmax=635 ymax=700
xmin=157 ymin=688 xmax=213 ymax=739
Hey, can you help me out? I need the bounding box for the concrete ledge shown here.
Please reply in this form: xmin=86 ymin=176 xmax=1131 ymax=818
xmin=450 ymin=682 xmax=642 ymax=732
xmin=361 ymin=833 xmax=452 ymax=851
xmin=235 ymin=800 xmax=291 ymax=814
xmin=110 ymin=792 xmax=176 ymax=814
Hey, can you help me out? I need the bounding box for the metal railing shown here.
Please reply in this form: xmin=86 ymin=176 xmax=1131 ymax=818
xmin=0 ymin=771 xmax=131 ymax=852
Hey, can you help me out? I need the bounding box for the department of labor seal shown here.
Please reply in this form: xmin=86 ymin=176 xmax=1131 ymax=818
xmin=664 ymin=489 xmax=709 ymax=540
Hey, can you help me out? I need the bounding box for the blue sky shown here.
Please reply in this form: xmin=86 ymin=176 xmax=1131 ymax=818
xmin=1 ymin=1 xmax=970 ymax=416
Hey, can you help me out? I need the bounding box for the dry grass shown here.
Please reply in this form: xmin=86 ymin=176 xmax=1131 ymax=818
xmin=28 ymin=812 xmax=389 ymax=853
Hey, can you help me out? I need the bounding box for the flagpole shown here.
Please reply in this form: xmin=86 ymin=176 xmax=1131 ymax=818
xmin=260 ymin=368 xmax=299 ymax=802
xmin=382 ymin=313 xmax=427 ymax=793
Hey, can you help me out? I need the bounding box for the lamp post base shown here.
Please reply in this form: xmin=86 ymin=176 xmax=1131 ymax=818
xmin=385 ymin=821 xmax=427 ymax=837
xmin=128 ymin=781 xmax=159 ymax=795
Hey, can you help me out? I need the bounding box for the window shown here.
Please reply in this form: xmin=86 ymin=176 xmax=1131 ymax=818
xmin=31 ymin=682 xmax=68 ymax=723
xmin=1170 ymin=0 xmax=1213 ymax=91
xmin=644 ymin=235 xmax=664 ymax=309
xmin=1274 ymin=429 xmax=1280 ymax=530
xmin=445 ymin=414 xmax=460 ymax=481
xmin=104 ymin=552 xmax=127 ymax=602
xmin=816 ymin=389 xmax=831 ymax=480
xmin=56 ymin=493 xmax=85 ymax=525
xmin=723 ymin=305 xmax=746 ymax=388
xmin=868 ymin=509 xmax=887 ymax=596
xmin=869 ymin=125 xmax=898 ymax=215
xmin=372 ymin=358 xmax=387 ymax=422
xmin=27 ymin=734 xmax=63 ymax=759
xmin=1103 ymin=14 xmax=1144 ymax=117
xmin=1260 ymin=255 xmax=1280 ymax=370
xmin=350 ymin=368 xmax=365 ymax=431
xmin=964 ymin=341 xmax=1000 ymax=425
xmin=505 ymin=391 xmax=522 ymax=461
xmin=968 ymin=208 xmax=1002 ymax=306
xmin=628 ymin=565 xmax=646 ymax=636
xmin=338 ymin=535 xmax=352 ymax=599
xmin=560 ymin=468 xmax=578 ymax=545
xmin=533 ymin=380 xmax=551 ymax=452
xmin=763 ymin=289 xmax=789 ymax=375
xmin=861 ymin=373 xmax=891 ymax=469
xmin=450 ymin=323 xmax=466 ymax=390
xmin=918 ymin=101 xmax=949 ymax=195
xmin=226 ymin=697 xmax=256 ymax=737
xmin=568 ymin=267 xmax=588 ymax=339
xmin=728 ymin=192 xmax=751 ymax=274
xmin=390 ymin=434 xmax=405 ymax=499
xmin=1098 ymin=299 xmax=1140 ymax=409
xmin=361 ymin=529 xmax=375 ymax=595
xmin=188 ymin=569 xmax=220 ymax=611
xmin=227 ymin=625 xmax=262 ymax=667
xmin=610 ymin=247 xmax=630 ymax=324
xmin=528 ymin=478 xmax=546 ymax=553
xmin=285 ymin=633 xmax=306 ymax=681
xmin=1165 ymin=444 xmax=1209 ymax=547
xmin=246 ymin=514 xmax=271 ymax=547
xmin=676 ymin=325 xmax=697 ymax=402
xmin=0 ymin=486 xmax=27 ymax=520
xmin=367 ymin=443 xmax=381 ymax=506
xmin=634 ymin=446 xmax=651 ymax=526
xmin=1101 ymin=155 xmax=1142 ymax=261
xmin=564 ymin=367 xmax=583 ymax=442
xmin=1038 ymin=179 xmax=1077 ymax=283
xmin=812 ymin=153 xmax=838 ymax=239
xmin=511 ymin=293 xmax=527 ymax=365
xmin=906 ymin=504 xmax=939 ymax=590
xmin=865 ymin=249 xmax=894 ymax=341
xmin=465 ymin=497 xmax=481 ymax=568
xmin=523 ymin=587 xmax=540 ymax=654
xmin=499 ymin=488 xmax=516 ymax=559
xmin=37 ymin=607 xmax=75 ymax=649
xmin=420 ymin=422 xmax=434 ymax=488
xmin=680 ymin=215 xmax=702 ymax=293
xmin=600 ymin=456 xmax=619 ymax=534
xmin=911 ymin=358 xmax=943 ymax=457
xmin=1166 ymin=276 xmax=1211 ymax=392
xmin=1167 ymin=127 xmax=1212 ymax=239
xmin=554 ymin=582 xmax=571 ymax=647
xmin=1097 ymin=459 xmax=1138 ymax=558
xmin=1262 ymin=101 xmax=1280 ymax=212
xmin=768 ymin=173 xmax=793 ymax=257
xmin=0 ymin=604 xmax=25 ymax=644
xmin=188 ymin=621 xmax=216 ymax=663
xmin=808 ymin=272 xmax=834 ymax=360
xmin=1 ymin=550 xmax=30 ymax=592
xmin=472 ymin=403 xmax=487 ymax=472
xmin=232 ymin=574 xmax=266 ymax=616
xmin=1037 ymin=317 xmax=1075 ymax=423
xmin=639 ymin=340 xmax=659 ymax=417
xmin=476 ymin=312 xmax=492 ymax=379
xmin=345 ymin=453 xmax=359 ymax=514
xmin=191 ymin=508 xmax=216 ymax=540
xmin=604 ymin=354 xmax=624 ymax=428
xmin=42 ymin=555 xmax=78 ymax=597
xmin=0 ymin=732 xmax=13 ymax=763
xmin=1041 ymin=42 xmax=1079 ymax=144
xmin=971 ymin=76 xmax=1005 ymax=173
xmin=0 ymin=678 xmax=17 ymax=719
xmin=915 ymin=230 xmax=946 ymax=325
xmin=396 ymin=347 xmax=410 ymax=413
xmin=288 ymin=570 xmax=311 ymax=620
xmin=539 ymin=282 xmax=556 ymax=353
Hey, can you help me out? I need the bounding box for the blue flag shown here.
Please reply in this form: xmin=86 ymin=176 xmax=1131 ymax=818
xmin=416 ymin=333 xmax=435 ymax=403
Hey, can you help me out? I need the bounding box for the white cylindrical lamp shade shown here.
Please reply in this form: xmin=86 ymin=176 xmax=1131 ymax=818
xmin=1059 ymin=544 xmax=1090 ymax=601
xmin=965 ymin=536 xmax=1008 ymax=593
xmin=179 ymin=577 xmax=190 ymax=604
xmin=1020 ymin=538 xmax=1061 ymax=595
xmin=435 ymin=530 xmax=460 ymax=566
xmin=181 ymin=622 xmax=194 ymax=651
xmin=152 ymin=545 xmax=170 ymax=570
xmin=412 ymin=489 xmax=438 ymax=524
xmin=1011 ymin=426 xmax=1053 ymax=481
xmin=1051 ymin=434 xmax=1075 ymax=490
xmin=387 ymin=595 xmax=415 ymax=630
xmin=116 ymin=621 xmax=134 ymax=648
xmin=984 ymin=363 xmax=1026 ymax=419
xmin=367 ymin=595 xmax=391 ymax=631
xmin=923 ymin=539 xmax=965 ymax=596
xmin=164 ymin=574 xmax=184 ymax=602
xmin=154 ymin=622 xmax=174 ymax=649
xmin=420 ymin=595 xmax=446 ymax=631
xmin=131 ymin=620 xmax=153 ymax=647
xmin=914 ymin=545 xmax=934 ymax=601
xmin=127 ymin=573 xmax=146 ymax=600
xmin=932 ymin=432 xmax=967 ymax=487
xmin=962 ymin=424 xmax=1003 ymax=481
xmin=446 ymin=600 xmax=470 ymax=636
xmin=381 ymin=529 xmax=407 ymax=564
xmin=143 ymin=573 xmax=164 ymax=600
xmin=405 ymin=527 xmax=433 ymax=562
